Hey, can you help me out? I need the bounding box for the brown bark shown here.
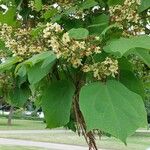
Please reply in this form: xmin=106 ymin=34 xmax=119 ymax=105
xmin=73 ymin=77 xmax=98 ymax=150
xmin=7 ymin=106 xmax=13 ymax=126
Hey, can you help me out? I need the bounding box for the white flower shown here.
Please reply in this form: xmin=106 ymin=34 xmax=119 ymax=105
xmin=94 ymin=46 xmax=101 ymax=54
xmin=95 ymin=36 xmax=100 ymax=40
xmin=62 ymin=33 xmax=71 ymax=44
xmin=52 ymin=23 xmax=63 ymax=32
xmin=82 ymin=65 xmax=91 ymax=72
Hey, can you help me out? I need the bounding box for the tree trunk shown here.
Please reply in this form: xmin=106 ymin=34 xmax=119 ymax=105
xmin=7 ymin=106 xmax=13 ymax=126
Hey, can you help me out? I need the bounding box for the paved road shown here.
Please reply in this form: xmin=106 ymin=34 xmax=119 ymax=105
xmin=0 ymin=129 xmax=149 ymax=150
xmin=0 ymin=129 xmax=149 ymax=134
xmin=0 ymin=138 xmax=92 ymax=150
xmin=0 ymin=129 xmax=71 ymax=134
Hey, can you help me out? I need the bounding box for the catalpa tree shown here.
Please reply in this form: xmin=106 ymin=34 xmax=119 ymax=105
xmin=0 ymin=0 xmax=150 ymax=149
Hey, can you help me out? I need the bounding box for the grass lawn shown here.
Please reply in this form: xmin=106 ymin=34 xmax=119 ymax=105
xmin=0 ymin=117 xmax=46 ymax=130
xmin=0 ymin=118 xmax=150 ymax=150
xmin=0 ymin=145 xmax=52 ymax=150
xmin=0 ymin=132 xmax=149 ymax=150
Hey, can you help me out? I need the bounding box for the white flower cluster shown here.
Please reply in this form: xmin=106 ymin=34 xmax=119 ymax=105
xmin=0 ymin=23 xmax=12 ymax=40
xmin=43 ymin=23 xmax=63 ymax=38
xmin=0 ymin=24 xmax=46 ymax=57
xmin=82 ymin=57 xmax=118 ymax=80
xmin=28 ymin=1 xmax=35 ymax=10
xmin=1 ymin=22 xmax=103 ymax=71
xmin=0 ymin=23 xmax=12 ymax=57
xmin=109 ymin=0 xmax=141 ymax=24
xmin=109 ymin=0 xmax=144 ymax=36
xmin=43 ymin=23 xmax=101 ymax=68
xmin=123 ymin=25 xmax=145 ymax=36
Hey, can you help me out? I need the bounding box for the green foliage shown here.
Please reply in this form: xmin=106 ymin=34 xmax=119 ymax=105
xmin=41 ymin=80 xmax=75 ymax=128
xmin=130 ymin=48 xmax=150 ymax=67
xmin=119 ymin=70 xmax=145 ymax=98
xmin=43 ymin=9 xmax=58 ymax=20
xmin=27 ymin=61 xmax=54 ymax=85
xmin=104 ymin=35 xmax=150 ymax=57
xmin=107 ymin=0 xmax=124 ymax=6
xmin=79 ymin=0 xmax=98 ymax=9
xmin=16 ymin=52 xmax=56 ymax=78
xmin=0 ymin=7 xmax=17 ymax=26
xmin=8 ymin=84 xmax=31 ymax=107
xmin=88 ymin=14 xmax=109 ymax=35
xmin=138 ymin=0 xmax=150 ymax=12
xmin=34 ymin=0 xmax=42 ymax=12
xmin=68 ymin=28 xmax=89 ymax=39
xmin=80 ymin=80 xmax=147 ymax=143
xmin=21 ymin=52 xmax=56 ymax=67
xmin=0 ymin=57 xmax=22 ymax=72
xmin=0 ymin=0 xmax=149 ymax=149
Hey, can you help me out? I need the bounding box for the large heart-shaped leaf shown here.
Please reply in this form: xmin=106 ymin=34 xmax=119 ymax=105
xmin=27 ymin=61 xmax=54 ymax=85
xmin=23 ymin=51 xmax=56 ymax=66
xmin=80 ymin=80 xmax=147 ymax=143
xmin=104 ymin=35 xmax=150 ymax=57
xmin=16 ymin=52 xmax=56 ymax=84
xmin=42 ymin=80 xmax=75 ymax=128
xmin=119 ymin=70 xmax=145 ymax=98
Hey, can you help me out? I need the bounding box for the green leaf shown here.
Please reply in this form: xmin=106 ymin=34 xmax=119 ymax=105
xmin=15 ymin=52 xmax=56 ymax=74
xmin=9 ymin=85 xmax=31 ymax=107
xmin=24 ymin=51 xmax=55 ymax=66
xmin=128 ymin=48 xmax=150 ymax=67
xmin=68 ymin=28 xmax=89 ymax=40
xmin=144 ymin=81 xmax=150 ymax=89
xmin=119 ymin=70 xmax=145 ymax=98
xmin=0 ymin=7 xmax=17 ymax=26
xmin=107 ymin=0 xmax=124 ymax=6
xmin=104 ymin=35 xmax=150 ymax=57
xmin=63 ymin=6 xmax=77 ymax=15
xmin=51 ymin=14 xmax=62 ymax=23
xmin=0 ymin=40 xmax=5 ymax=49
xmin=34 ymin=0 xmax=42 ymax=12
xmin=27 ymin=61 xmax=55 ymax=85
xmin=31 ymin=27 xmax=43 ymax=38
xmin=0 ymin=57 xmax=22 ymax=72
xmin=15 ymin=52 xmax=56 ymax=84
xmin=41 ymin=55 xmax=56 ymax=68
xmin=80 ymin=80 xmax=147 ymax=143
xmin=88 ymin=14 xmax=109 ymax=35
xmin=79 ymin=0 xmax=98 ymax=10
xmin=42 ymin=80 xmax=75 ymax=128
xmin=16 ymin=65 xmax=27 ymax=77
xmin=101 ymin=23 xmax=122 ymax=36
xmin=138 ymin=0 xmax=150 ymax=12
xmin=118 ymin=57 xmax=133 ymax=72
xmin=43 ymin=9 xmax=58 ymax=20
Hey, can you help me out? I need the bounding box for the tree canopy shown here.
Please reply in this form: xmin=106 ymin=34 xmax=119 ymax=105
xmin=0 ymin=0 xmax=150 ymax=149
